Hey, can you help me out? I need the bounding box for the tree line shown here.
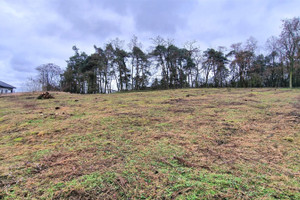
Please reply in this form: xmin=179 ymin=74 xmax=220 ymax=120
xmin=31 ymin=17 xmax=300 ymax=93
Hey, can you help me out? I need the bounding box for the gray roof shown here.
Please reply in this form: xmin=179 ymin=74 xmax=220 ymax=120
xmin=0 ymin=81 xmax=16 ymax=89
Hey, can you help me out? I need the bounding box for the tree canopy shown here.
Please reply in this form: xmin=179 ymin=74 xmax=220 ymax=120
xmin=35 ymin=17 xmax=300 ymax=93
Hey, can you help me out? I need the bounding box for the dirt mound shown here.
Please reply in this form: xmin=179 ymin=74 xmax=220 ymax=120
xmin=37 ymin=92 xmax=54 ymax=99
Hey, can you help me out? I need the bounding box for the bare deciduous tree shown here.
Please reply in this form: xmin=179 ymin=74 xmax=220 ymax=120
xmin=36 ymin=63 xmax=62 ymax=91
xmin=278 ymin=17 xmax=300 ymax=88
xmin=25 ymin=77 xmax=42 ymax=92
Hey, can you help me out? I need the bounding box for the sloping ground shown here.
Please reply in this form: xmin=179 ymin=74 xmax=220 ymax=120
xmin=0 ymin=88 xmax=299 ymax=199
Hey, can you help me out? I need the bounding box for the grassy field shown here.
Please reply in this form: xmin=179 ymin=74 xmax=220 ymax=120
xmin=0 ymin=88 xmax=299 ymax=199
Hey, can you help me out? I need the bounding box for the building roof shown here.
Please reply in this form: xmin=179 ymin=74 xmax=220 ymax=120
xmin=0 ymin=81 xmax=16 ymax=89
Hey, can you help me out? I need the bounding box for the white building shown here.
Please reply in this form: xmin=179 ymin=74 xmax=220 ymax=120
xmin=0 ymin=81 xmax=16 ymax=94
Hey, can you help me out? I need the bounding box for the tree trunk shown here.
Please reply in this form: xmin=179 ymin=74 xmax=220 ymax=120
xmin=132 ymin=58 xmax=134 ymax=90
xmin=289 ymin=70 xmax=293 ymax=88
xmin=205 ymin=69 xmax=209 ymax=87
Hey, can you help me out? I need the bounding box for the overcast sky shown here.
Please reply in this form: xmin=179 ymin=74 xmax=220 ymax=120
xmin=1 ymin=0 xmax=299 ymax=91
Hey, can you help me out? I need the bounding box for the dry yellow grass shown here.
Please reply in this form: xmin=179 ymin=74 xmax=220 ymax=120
xmin=0 ymin=88 xmax=299 ymax=199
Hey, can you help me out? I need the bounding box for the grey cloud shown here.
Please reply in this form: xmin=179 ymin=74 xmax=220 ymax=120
xmin=36 ymin=22 xmax=65 ymax=37
xmin=37 ymin=17 xmax=122 ymax=40
xmin=49 ymin=0 xmax=122 ymax=40
xmin=67 ymin=18 xmax=121 ymax=39
xmin=131 ymin=0 xmax=195 ymax=34
xmin=0 ymin=0 xmax=300 ymax=92
xmin=10 ymin=55 xmax=35 ymax=73
xmin=132 ymin=1 xmax=185 ymax=34
xmin=89 ymin=0 xmax=197 ymax=34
